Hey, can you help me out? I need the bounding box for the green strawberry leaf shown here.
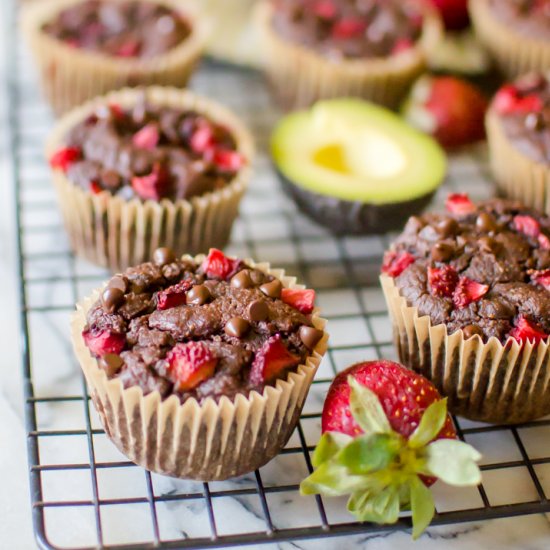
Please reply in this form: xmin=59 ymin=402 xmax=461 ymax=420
xmin=312 ymin=432 xmax=353 ymax=468
xmin=408 ymin=398 xmax=448 ymax=449
xmin=424 ymin=439 xmax=482 ymax=486
xmin=410 ymin=476 xmax=435 ymax=539
xmin=300 ymin=460 xmax=371 ymax=497
xmin=339 ymin=433 xmax=400 ymax=475
xmin=348 ymin=376 xmax=392 ymax=435
xmin=348 ymin=486 xmax=400 ymax=525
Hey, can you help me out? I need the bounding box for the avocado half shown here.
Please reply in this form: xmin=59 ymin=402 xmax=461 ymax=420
xmin=271 ymin=98 xmax=447 ymax=235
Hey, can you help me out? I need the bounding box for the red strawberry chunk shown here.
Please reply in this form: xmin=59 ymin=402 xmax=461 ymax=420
xmin=90 ymin=181 xmax=103 ymax=194
xmin=157 ymin=280 xmax=193 ymax=310
xmin=109 ymin=103 xmax=125 ymax=120
xmin=538 ymin=233 xmax=550 ymax=250
xmin=428 ymin=265 xmax=458 ymax=297
xmin=132 ymin=123 xmax=160 ymax=150
xmin=131 ymin=163 xmax=171 ymax=201
xmin=510 ymin=316 xmax=549 ymax=345
xmin=281 ymin=288 xmax=316 ymax=314
xmin=201 ymin=248 xmax=240 ymax=280
xmin=212 ymin=149 xmax=245 ymax=172
xmin=115 ymin=39 xmax=141 ymax=57
xmin=531 ymin=270 xmax=550 ymax=291
xmin=249 ymin=335 xmax=300 ymax=385
xmin=452 ymin=277 xmax=489 ymax=309
xmin=166 ymin=342 xmax=217 ymax=391
xmin=381 ymin=250 xmax=415 ymax=277
xmin=190 ymin=123 xmax=215 ymax=154
xmin=493 ymin=85 xmax=543 ymax=115
xmin=83 ymin=329 xmax=125 ymax=356
xmin=513 ymin=215 xmax=540 ymax=239
xmin=50 ymin=146 xmax=81 ymax=172
xmin=331 ymin=18 xmax=366 ymax=39
xmin=445 ymin=193 xmax=475 ymax=216
xmin=391 ymin=38 xmax=414 ymax=55
xmin=313 ymin=0 xmax=337 ymax=19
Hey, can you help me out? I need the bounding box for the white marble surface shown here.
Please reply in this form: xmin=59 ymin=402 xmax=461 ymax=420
xmin=2 ymin=6 xmax=550 ymax=550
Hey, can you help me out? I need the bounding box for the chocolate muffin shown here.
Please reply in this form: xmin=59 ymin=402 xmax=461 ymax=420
xmin=72 ymin=248 xmax=327 ymax=480
xmin=46 ymin=86 xmax=254 ymax=271
xmin=381 ymin=194 xmax=550 ymax=424
xmin=256 ymin=0 xmax=442 ymax=109
xmin=23 ymin=0 xmax=206 ymax=114
xmin=470 ymin=0 xmax=550 ymax=78
xmin=486 ymin=72 xmax=550 ymax=214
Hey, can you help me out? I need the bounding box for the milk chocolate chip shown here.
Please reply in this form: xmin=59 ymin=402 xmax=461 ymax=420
xmin=431 ymin=243 xmax=455 ymax=263
xmin=231 ymin=270 xmax=253 ymax=289
xmin=248 ymin=299 xmax=269 ymax=322
xmin=259 ymin=279 xmax=282 ymax=299
xmin=187 ymin=284 xmax=211 ymax=306
xmin=462 ymin=324 xmax=483 ymax=339
xmin=108 ymin=275 xmax=128 ymax=293
xmin=299 ymin=326 xmax=324 ymax=350
xmin=153 ymin=247 xmax=176 ymax=266
xmin=225 ymin=317 xmax=250 ymax=338
xmin=102 ymin=287 xmax=125 ymax=313
xmin=99 ymin=353 xmax=124 ymax=377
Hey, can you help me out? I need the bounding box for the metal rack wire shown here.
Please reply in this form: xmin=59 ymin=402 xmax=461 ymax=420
xmin=6 ymin=1 xmax=550 ymax=548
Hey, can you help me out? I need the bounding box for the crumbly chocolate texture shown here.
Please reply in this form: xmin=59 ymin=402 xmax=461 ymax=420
xmin=496 ymin=73 xmax=550 ymax=164
xmin=271 ymin=0 xmax=423 ymax=60
xmin=387 ymin=199 xmax=550 ymax=343
xmin=489 ymin=0 xmax=550 ymax=40
xmin=61 ymin=99 xmax=241 ymax=200
xmin=43 ymin=0 xmax=190 ymax=58
xmin=83 ymin=254 xmax=319 ymax=402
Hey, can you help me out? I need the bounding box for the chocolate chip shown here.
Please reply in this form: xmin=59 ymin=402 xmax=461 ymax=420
xmin=108 ymin=275 xmax=128 ymax=293
xmin=478 ymin=236 xmax=498 ymax=253
xmin=102 ymin=287 xmax=125 ymax=313
xmin=525 ymin=112 xmax=545 ymax=132
xmin=436 ymin=218 xmax=459 ymax=237
xmin=299 ymin=326 xmax=324 ymax=350
xmin=231 ymin=270 xmax=253 ymax=289
xmin=462 ymin=324 xmax=483 ymax=339
xmin=224 ymin=317 xmax=250 ymax=338
xmin=476 ymin=212 xmax=497 ymax=233
xmin=153 ymin=247 xmax=176 ymax=266
xmin=431 ymin=242 xmax=455 ymax=263
xmin=259 ymin=279 xmax=282 ymax=299
xmin=98 ymin=353 xmax=124 ymax=376
xmin=247 ymin=299 xmax=269 ymax=322
xmin=187 ymin=284 xmax=211 ymax=306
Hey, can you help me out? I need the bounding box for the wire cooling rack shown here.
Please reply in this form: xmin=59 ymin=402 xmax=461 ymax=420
xmin=6 ymin=2 xmax=550 ymax=549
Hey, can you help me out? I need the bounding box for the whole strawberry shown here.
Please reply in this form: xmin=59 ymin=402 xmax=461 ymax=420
xmin=300 ymin=360 xmax=481 ymax=538
xmin=402 ymin=75 xmax=488 ymax=149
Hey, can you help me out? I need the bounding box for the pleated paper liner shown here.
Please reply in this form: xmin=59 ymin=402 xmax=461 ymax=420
xmin=22 ymin=0 xmax=208 ymax=115
xmin=71 ymin=257 xmax=328 ymax=481
xmin=255 ymin=0 xmax=443 ymax=110
xmin=470 ymin=0 xmax=550 ymax=79
xmin=46 ymin=86 xmax=254 ymax=272
xmin=381 ymin=274 xmax=550 ymax=424
xmin=486 ymin=108 xmax=550 ymax=215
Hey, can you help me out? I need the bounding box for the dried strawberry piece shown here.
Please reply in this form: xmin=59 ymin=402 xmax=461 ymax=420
xmin=428 ymin=265 xmax=458 ymax=297
xmin=281 ymin=288 xmax=316 ymax=314
xmin=83 ymin=329 xmax=125 ymax=356
xmin=50 ymin=147 xmax=81 ymax=172
xmin=452 ymin=277 xmax=489 ymax=309
xmin=166 ymin=342 xmax=217 ymax=391
xmin=190 ymin=122 xmax=215 ymax=154
xmin=331 ymin=18 xmax=367 ymax=39
xmin=90 ymin=181 xmax=103 ymax=194
xmin=538 ymin=233 xmax=550 ymax=250
xmin=132 ymin=123 xmax=160 ymax=150
xmin=201 ymin=248 xmax=240 ymax=280
xmin=513 ymin=215 xmax=540 ymax=239
xmin=391 ymin=38 xmax=414 ymax=55
xmin=157 ymin=280 xmax=193 ymax=310
xmin=510 ymin=316 xmax=549 ymax=345
xmin=493 ymin=85 xmax=543 ymax=115
xmin=445 ymin=193 xmax=475 ymax=216
xmin=381 ymin=251 xmax=415 ymax=277
xmin=115 ymin=39 xmax=141 ymax=58
xmin=212 ymin=149 xmax=245 ymax=172
xmin=249 ymin=335 xmax=301 ymax=385
xmin=313 ymin=0 xmax=337 ymax=19
xmin=131 ymin=163 xmax=171 ymax=201
xmin=531 ymin=270 xmax=550 ymax=291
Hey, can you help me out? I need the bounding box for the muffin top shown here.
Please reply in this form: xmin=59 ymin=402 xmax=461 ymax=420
xmin=42 ymin=0 xmax=191 ymax=58
xmin=488 ymin=0 xmax=550 ymax=40
xmin=49 ymin=97 xmax=246 ymax=201
xmin=491 ymin=73 xmax=550 ymax=164
xmin=270 ymin=0 xmax=424 ymax=59
xmin=382 ymin=195 xmax=550 ymax=344
xmin=82 ymin=248 xmax=324 ymax=402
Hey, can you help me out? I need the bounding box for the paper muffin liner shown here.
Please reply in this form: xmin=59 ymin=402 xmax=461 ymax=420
xmin=486 ymin=108 xmax=550 ymax=215
xmin=469 ymin=0 xmax=550 ymax=79
xmin=46 ymin=86 xmax=254 ymax=272
xmin=381 ymin=275 xmax=550 ymax=424
xmin=22 ymin=0 xmax=208 ymax=115
xmin=71 ymin=257 xmax=328 ymax=480
xmin=255 ymin=1 xmax=442 ymax=110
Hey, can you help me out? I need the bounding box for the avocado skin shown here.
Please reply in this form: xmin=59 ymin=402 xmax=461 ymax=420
xmin=277 ymin=169 xmax=435 ymax=235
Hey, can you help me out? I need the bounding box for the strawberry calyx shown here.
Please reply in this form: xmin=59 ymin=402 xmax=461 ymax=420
xmin=300 ymin=377 xmax=481 ymax=539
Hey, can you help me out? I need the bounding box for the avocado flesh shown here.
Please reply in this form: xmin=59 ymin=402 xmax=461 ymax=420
xmin=271 ymin=99 xmax=446 ymax=205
